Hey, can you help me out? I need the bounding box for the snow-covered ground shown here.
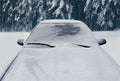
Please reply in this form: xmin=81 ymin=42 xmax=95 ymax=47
xmin=0 ymin=31 xmax=120 ymax=77
xmin=0 ymin=32 xmax=29 ymax=77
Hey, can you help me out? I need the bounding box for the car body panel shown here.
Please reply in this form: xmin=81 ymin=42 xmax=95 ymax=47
xmin=2 ymin=46 xmax=120 ymax=81
xmin=1 ymin=20 xmax=120 ymax=81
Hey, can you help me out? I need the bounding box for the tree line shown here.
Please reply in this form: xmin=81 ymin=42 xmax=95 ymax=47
xmin=0 ymin=0 xmax=120 ymax=31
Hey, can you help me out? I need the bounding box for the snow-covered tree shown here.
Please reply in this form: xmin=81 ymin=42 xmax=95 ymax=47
xmin=84 ymin=0 xmax=120 ymax=30
xmin=0 ymin=0 xmax=33 ymax=31
xmin=0 ymin=0 xmax=120 ymax=31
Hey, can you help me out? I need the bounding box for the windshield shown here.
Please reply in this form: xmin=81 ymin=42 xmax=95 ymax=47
xmin=25 ymin=23 xmax=97 ymax=47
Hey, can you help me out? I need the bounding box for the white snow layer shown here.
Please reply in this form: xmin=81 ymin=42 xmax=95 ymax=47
xmin=26 ymin=20 xmax=98 ymax=47
xmin=0 ymin=31 xmax=120 ymax=81
xmin=2 ymin=46 xmax=120 ymax=81
xmin=0 ymin=32 xmax=29 ymax=78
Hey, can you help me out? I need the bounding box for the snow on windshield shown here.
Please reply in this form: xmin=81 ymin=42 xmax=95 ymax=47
xmin=52 ymin=24 xmax=80 ymax=36
xmin=26 ymin=22 xmax=97 ymax=46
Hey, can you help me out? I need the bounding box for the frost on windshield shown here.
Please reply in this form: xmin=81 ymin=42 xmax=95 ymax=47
xmin=54 ymin=24 xmax=80 ymax=36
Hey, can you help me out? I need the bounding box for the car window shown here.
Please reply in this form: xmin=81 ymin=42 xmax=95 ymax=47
xmin=53 ymin=24 xmax=80 ymax=36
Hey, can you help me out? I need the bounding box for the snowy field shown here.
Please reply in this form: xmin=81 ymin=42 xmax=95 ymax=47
xmin=0 ymin=31 xmax=120 ymax=77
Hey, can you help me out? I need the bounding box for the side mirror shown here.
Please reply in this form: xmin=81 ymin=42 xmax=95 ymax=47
xmin=98 ymin=39 xmax=107 ymax=45
xmin=17 ymin=39 xmax=24 ymax=46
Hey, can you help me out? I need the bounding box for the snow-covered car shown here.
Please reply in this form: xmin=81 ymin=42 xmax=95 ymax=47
xmin=1 ymin=20 xmax=120 ymax=81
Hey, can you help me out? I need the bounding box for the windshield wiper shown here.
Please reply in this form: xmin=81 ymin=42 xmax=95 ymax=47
xmin=72 ymin=43 xmax=90 ymax=48
xmin=27 ymin=43 xmax=55 ymax=48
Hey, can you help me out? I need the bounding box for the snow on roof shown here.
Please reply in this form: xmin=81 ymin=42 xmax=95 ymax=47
xmin=40 ymin=19 xmax=84 ymax=24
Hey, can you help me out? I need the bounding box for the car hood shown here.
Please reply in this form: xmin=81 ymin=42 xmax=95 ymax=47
xmin=2 ymin=46 xmax=120 ymax=81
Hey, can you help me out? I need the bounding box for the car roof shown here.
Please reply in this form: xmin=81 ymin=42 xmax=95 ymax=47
xmin=40 ymin=19 xmax=83 ymax=24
